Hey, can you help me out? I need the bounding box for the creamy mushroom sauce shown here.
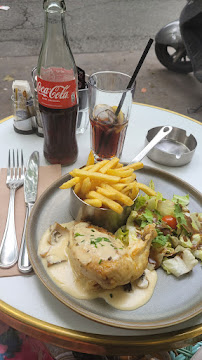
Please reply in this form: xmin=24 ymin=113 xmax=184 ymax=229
xmin=38 ymin=221 xmax=157 ymax=311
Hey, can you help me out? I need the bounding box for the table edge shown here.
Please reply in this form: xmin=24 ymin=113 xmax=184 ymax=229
xmin=0 ymin=115 xmax=13 ymax=124
xmin=0 ymin=300 xmax=202 ymax=355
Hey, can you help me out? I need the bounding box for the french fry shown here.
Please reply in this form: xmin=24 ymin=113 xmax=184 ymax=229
xmin=120 ymin=174 xmax=136 ymax=183
xmin=106 ymin=168 xmax=134 ymax=177
xmin=86 ymin=150 xmax=94 ymax=166
xmin=60 ymin=177 xmax=80 ymax=189
xmin=88 ymin=159 xmax=109 ymax=172
xmin=122 ymin=182 xmax=138 ymax=194
xmin=70 ymin=169 xmax=120 ymax=184
xmin=118 ymin=162 xmax=144 ymax=171
xmin=110 ymin=183 xmax=126 ymax=191
xmin=82 ymin=164 xmax=94 ymax=171
xmin=74 ymin=181 xmax=81 ymax=195
xmin=84 ymin=198 xmax=102 ymax=207
xmin=99 ymin=184 xmax=134 ymax=206
xmin=131 ymin=183 xmax=139 ymax=199
xmin=90 ymin=179 xmax=102 ymax=191
xmin=80 ymin=177 xmax=91 ymax=198
xmin=99 ymin=157 xmax=119 ymax=174
xmin=96 ymin=187 xmax=115 ymax=198
xmin=60 ymin=151 xmax=149 ymax=213
xmin=136 ymin=182 xmax=156 ymax=196
xmin=126 ymin=181 xmax=139 ymax=200
xmin=115 ymin=163 xmax=124 ymax=168
xmin=86 ymin=191 xmax=123 ymax=214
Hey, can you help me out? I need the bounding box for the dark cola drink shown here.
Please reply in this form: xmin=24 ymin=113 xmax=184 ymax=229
xmin=90 ymin=104 xmax=128 ymax=160
xmin=37 ymin=0 xmax=78 ymax=166
xmin=39 ymin=104 xmax=78 ymax=165
xmin=90 ymin=116 xmax=127 ymax=160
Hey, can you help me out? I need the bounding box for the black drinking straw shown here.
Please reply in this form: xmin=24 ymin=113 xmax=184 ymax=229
xmin=115 ymin=38 xmax=154 ymax=117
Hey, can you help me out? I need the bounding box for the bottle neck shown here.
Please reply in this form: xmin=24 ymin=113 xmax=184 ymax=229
xmin=43 ymin=4 xmax=68 ymax=47
xmin=37 ymin=0 xmax=77 ymax=83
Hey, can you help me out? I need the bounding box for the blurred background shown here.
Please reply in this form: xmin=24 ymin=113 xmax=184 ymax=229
xmin=0 ymin=0 xmax=202 ymax=121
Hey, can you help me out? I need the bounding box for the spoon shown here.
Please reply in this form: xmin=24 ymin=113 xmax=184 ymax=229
xmin=129 ymin=125 xmax=173 ymax=163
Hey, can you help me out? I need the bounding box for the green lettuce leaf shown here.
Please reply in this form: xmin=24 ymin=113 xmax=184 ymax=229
xmin=174 ymin=203 xmax=187 ymax=226
xmin=115 ymin=226 xmax=129 ymax=246
xmin=152 ymin=231 xmax=169 ymax=247
xmin=133 ymin=195 xmax=147 ymax=210
xmin=172 ymin=194 xmax=189 ymax=206
xmin=157 ymin=199 xmax=175 ymax=217
xmin=192 ymin=249 xmax=202 ymax=261
xmin=142 ymin=208 xmax=154 ymax=223
xmin=162 ymin=249 xmax=198 ymax=277
xmin=147 ymin=194 xmax=161 ymax=210
xmin=190 ymin=213 xmax=202 ymax=232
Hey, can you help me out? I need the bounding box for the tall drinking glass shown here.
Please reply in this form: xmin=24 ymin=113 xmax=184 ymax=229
xmin=88 ymin=71 xmax=135 ymax=161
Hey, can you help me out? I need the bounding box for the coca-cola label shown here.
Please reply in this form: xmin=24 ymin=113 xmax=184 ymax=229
xmin=37 ymin=76 xmax=77 ymax=109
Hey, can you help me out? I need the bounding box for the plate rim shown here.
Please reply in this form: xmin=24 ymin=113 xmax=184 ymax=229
xmin=27 ymin=165 xmax=202 ymax=330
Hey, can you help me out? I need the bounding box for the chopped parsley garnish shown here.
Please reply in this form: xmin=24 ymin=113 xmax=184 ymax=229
xmin=91 ymin=229 xmax=95 ymax=232
xmin=90 ymin=237 xmax=111 ymax=247
xmin=99 ymin=259 xmax=102 ymax=264
xmin=74 ymin=233 xmax=84 ymax=237
xmin=95 ymin=237 xmax=104 ymax=243
xmin=90 ymin=240 xmax=97 ymax=248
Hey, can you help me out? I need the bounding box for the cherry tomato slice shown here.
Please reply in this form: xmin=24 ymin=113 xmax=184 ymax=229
xmin=162 ymin=215 xmax=177 ymax=229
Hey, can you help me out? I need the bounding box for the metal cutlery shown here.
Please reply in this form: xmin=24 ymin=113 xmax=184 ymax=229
xmin=0 ymin=149 xmax=25 ymax=268
xmin=18 ymin=151 xmax=39 ymax=273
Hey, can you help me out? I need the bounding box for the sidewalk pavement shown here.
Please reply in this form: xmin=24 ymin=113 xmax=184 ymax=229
xmin=1 ymin=51 xmax=202 ymax=123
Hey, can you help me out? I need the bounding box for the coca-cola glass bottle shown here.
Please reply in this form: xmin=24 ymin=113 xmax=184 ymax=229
xmin=37 ymin=0 xmax=78 ymax=165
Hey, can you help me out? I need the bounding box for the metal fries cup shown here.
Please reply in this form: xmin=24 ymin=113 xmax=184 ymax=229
xmin=70 ymin=187 xmax=133 ymax=233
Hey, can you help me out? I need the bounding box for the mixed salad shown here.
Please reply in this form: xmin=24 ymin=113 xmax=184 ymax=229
xmin=116 ymin=181 xmax=202 ymax=277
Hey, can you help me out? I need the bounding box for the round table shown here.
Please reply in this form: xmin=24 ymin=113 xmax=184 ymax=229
xmin=0 ymin=103 xmax=201 ymax=356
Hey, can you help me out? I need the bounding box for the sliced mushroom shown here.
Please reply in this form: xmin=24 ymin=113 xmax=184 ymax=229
xmin=136 ymin=272 xmax=149 ymax=289
xmin=49 ymin=223 xmax=69 ymax=245
xmin=45 ymin=223 xmax=70 ymax=266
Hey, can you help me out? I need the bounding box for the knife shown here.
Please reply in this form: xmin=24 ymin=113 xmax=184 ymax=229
xmin=18 ymin=151 xmax=39 ymax=273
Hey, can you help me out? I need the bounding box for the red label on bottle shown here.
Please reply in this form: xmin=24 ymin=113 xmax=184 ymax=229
xmin=37 ymin=76 xmax=77 ymax=109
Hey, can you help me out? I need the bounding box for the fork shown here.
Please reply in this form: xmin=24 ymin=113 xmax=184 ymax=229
xmin=0 ymin=149 xmax=25 ymax=268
